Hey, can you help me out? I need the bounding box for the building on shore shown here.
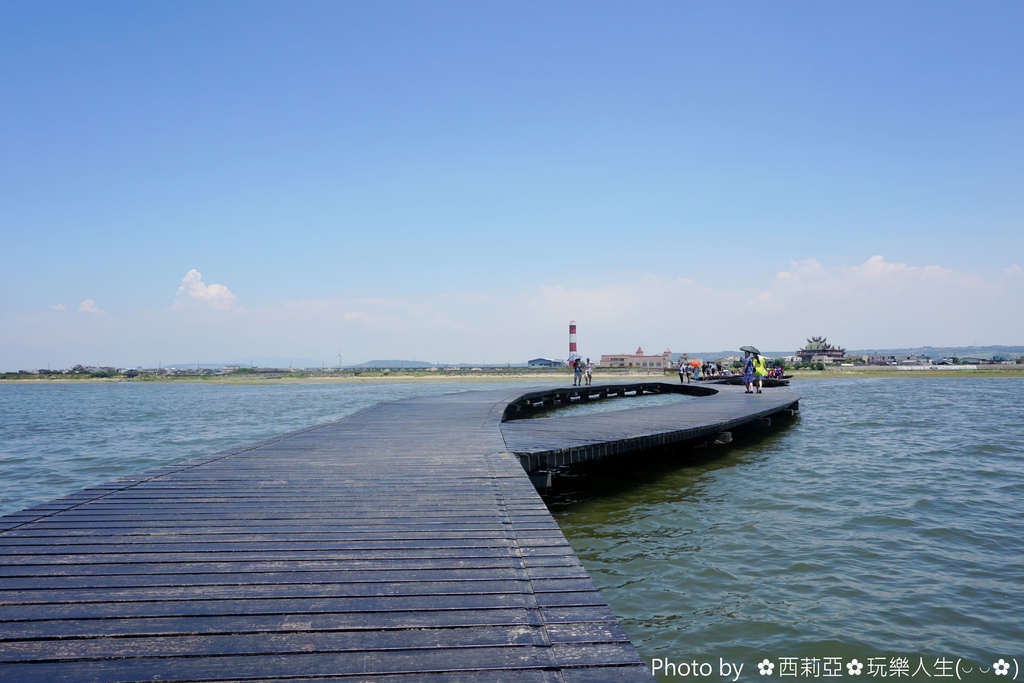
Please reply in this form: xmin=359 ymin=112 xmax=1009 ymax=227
xmin=527 ymin=358 xmax=566 ymax=368
xmin=796 ymin=336 xmax=846 ymax=364
xmin=599 ymin=346 xmax=673 ymax=369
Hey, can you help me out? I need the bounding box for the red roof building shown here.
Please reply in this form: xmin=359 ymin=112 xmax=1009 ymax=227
xmin=598 ymin=346 xmax=673 ymax=369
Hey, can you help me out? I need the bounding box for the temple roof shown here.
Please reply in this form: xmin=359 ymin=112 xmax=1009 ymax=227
xmin=799 ymin=335 xmax=845 ymax=354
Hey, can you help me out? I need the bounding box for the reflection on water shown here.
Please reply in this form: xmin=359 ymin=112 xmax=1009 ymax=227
xmin=541 ymin=428 xmax=776 ymax=511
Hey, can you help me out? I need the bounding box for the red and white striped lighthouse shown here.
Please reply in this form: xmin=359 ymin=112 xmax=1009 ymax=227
xmin=569 ymin=320 xmax=577 ymax=357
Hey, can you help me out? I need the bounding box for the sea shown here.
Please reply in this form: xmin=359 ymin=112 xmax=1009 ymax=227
xmin=1 ymin=377 xmax=1021 ymax=681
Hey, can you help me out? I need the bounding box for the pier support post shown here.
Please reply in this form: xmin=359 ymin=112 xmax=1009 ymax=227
xmin=529 ymin=470 xmax=552 ymax=489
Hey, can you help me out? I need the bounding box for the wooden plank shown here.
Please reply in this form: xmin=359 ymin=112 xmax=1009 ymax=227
xmin=2 ymin=625 xmax=551 ymax=661
xmin=0 ymin=608 xmax=540 ymax=640
xmin=2 ymin=594 xmax=545 ymax=622
xmin=0 ymin=605 xmax=622 ymax=642
xmin=0 ymin=555 xmax=580 ymax=578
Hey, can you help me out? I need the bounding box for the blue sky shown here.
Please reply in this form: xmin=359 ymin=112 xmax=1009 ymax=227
xmin=2 ymin=1 xmax=1022 ymax=370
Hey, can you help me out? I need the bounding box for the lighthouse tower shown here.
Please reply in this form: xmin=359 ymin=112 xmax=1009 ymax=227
xmin=569 ymin=320 xmax=578 ymax=357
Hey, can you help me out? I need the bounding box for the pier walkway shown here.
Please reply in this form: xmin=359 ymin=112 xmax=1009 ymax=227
xmin=0 ymin=382 xmax=798 ymax=682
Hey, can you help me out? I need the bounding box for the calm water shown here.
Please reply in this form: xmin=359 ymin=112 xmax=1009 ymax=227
xmin=0 ymin=380 xmax=511 ymax=514
xmin=1 ymin=378 xmax=1021 ymax=680
xmin=545 ymin=378 xmax=1023 ymax=680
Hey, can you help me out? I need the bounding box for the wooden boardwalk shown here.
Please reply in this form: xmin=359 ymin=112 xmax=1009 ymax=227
xmin=0 ymin=382 xmax=798 ymax=682
xmin=502 ymin=382 xmax=799 ymax=475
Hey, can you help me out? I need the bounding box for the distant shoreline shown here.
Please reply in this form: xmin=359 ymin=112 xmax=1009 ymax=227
xmin=3 ymin=365 xmax=1023 ymax=384
xmin=786 ymin=366 xmax=1024 ymax=380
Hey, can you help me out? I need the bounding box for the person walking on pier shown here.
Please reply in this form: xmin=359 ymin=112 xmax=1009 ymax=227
xmin=742 ymin=350 xmax=755 ymax=393
xmin=585 ymin=358 xmax=593 ymax=385
xmin=752 ymin=352 xmax=768 ymax=393
xmin=572 ymin=358 xmax=583 ymax=386
xmin=678 ymin=359 xmax=687 ymax=384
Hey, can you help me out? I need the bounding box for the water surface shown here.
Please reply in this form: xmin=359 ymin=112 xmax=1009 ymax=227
xmin=545 ymin=378 xmax=1023 ymax=680
xmin=1 ymin=377 xmax=1020 ymax=680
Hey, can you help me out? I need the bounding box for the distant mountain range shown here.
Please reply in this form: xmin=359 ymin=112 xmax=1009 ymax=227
xmin=165 ymin=358 xmax=517 ymax=370
xmin=349 ymin=360 xmax=435 ymax=369
xmin=164 ymin=357 xmax=332 ymax=370
xmin=845 ymin=345 xmax=1024 ymax=360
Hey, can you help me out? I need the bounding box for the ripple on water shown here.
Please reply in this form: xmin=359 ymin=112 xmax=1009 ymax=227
xmin=548 ymin=378 xmax=1024 ymax=671
xmin=0 ymin=380 xmax=530 ymax=514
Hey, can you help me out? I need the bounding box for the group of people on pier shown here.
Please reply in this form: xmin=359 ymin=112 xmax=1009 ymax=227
xmin=676 ymin=360 xmax=725 ymax=383
xmin=570 ymin=349 xmax=782 ymax=391
xmin=570 ymin=357 xmax=593 ymax=386
xmin=675 ymin=350 xmax=783 ymax=393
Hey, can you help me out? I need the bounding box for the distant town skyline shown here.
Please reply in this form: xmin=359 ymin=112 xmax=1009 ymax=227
xmin=2 ymin=4 xmax=1022 ymax=372
xmin=8 ymin=342 xmax=1024 ymax=375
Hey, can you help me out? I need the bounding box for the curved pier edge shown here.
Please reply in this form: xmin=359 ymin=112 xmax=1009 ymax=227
xmin=502 ymin=381 xmax=719 ymax=420
xmin=498 ymin=381 xmax=800 ymax=486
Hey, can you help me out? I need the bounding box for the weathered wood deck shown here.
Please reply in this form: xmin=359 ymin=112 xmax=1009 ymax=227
xmin=0 ymin=381 xmax=798 ymax=682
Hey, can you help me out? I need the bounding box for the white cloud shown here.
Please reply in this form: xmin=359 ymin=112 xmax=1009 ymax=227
xmin=1001 ymin=264 xmax=1023 ymax=281
xmin=746 ymin=255 xmax=1019 ymax=349
xmin=50 ymin=303 xmax=66 ymax=311
xmin=6 ymin=256 xmax=1021 ymax=371
xmin=172 ymin=269 xmax=237 ymax=310
xmin=78 ymin=299 xmax=104 ymax=314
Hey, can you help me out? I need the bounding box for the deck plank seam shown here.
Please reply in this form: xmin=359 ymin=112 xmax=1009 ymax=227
xmin=485 ymin=454 xmax=563 ymax=679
